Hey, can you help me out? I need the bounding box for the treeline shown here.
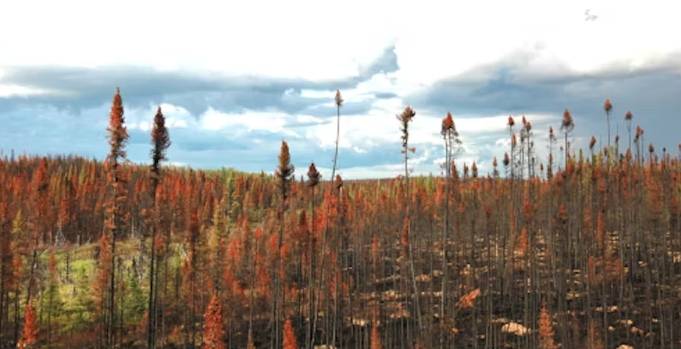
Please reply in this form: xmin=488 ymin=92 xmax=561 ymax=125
xmin=0 ymin=90 xmax=679 ymax=349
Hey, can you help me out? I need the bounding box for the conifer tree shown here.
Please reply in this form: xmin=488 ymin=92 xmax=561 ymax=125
xmin=18 ymin=302 xmax=38 ymax=349
xmin=202 ymin=294 xmax=226 ymax=349
xmin=44 ymin=248 xmax=62 ymax=347
xmin=538 ymin=304 xmax=557 ymax=349
xmin=0 ymin=204 xmax=12 ymax=344
xmin=604 ymin=98 xmax=613 ymax=148
xmin=103 ymin=87 xmax=129 ymax=348
xmin=370 ymin=321 xmax=382 ymax=349
xmin=273 ymin=141 xmax=294 ymax=348
xmin=625 ymin=111 xmax=633 ymax=152
xmin=305 ymin=162 xmax=320 ymax=347
xmin=396 ymin=106 xmax=422 ymax=335
xmin=439 ymin=111 xmax=461 ymax=346
xmin=561 ymin=109 xmax=574 ymax=167
xmin=283 ymin=318 xmax=298 ymax=349
xmin=148 ymin=106 xmax=170 ymax=349
xmin=331 ymin=90 xmax=343 ymax=182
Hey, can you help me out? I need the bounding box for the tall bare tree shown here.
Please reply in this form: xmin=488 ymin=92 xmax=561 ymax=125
xmin=604 ymin=98 xmax=613 ymax=149
xmin=396 ymin=106 xmax=422 ymax=339
xmin=331 ymin=90 xmax=343 ymax=182
xmin=561 ymin=109 xmax=574 ymax=168
xmin=440 ymin=112 xmax=461 ymax=347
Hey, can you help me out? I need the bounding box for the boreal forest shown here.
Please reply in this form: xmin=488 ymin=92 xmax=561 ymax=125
xmin=1 ymin=89 xmax=680 ymax=349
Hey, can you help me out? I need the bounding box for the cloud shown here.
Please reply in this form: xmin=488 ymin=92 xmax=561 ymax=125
xmin=360 ymin=46 xmax=400 ymax=77
xmin=0 ymin=45 xmax=419 ymax=178
xmin=2 ymin=48 xmax=680 ymax=179
xmin=2 ymin=0 xmax=681 ymax=179
xmin=0 ymin=45 xmax=399 ymax=116
xmin=412 ymin=50 xmax=681 ymax=157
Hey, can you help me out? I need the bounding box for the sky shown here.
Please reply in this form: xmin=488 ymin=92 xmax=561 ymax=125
xmin=1 ymin=1 xmax=680 ymax=179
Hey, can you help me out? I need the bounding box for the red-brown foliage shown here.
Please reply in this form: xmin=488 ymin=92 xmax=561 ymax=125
xmin=19 ymin=302 xmax=38 ymax=348
xmin=203 ymin=294 xmax=226 ymax=349
xmin=538 ymin=304 xmax=557 ymax=349
xmin=283 ymin=318 xmax=298 ymax=349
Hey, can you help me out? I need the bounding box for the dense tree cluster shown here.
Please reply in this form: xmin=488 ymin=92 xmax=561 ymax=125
xmin=0 ymin=91 xmax=679 ymax=349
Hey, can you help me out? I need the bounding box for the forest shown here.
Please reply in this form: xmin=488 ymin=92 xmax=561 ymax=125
xmin=0 ymin=89 xmax=680 ymax=349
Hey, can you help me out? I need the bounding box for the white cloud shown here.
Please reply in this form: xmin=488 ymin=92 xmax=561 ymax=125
xmin=0 ymin=84 xmax=56 ymax=97
xmin=1 ymin=1 xmax=680 ymax=178
xmin=125 ymin=103 xmax=192 ymax=131
xmin=2 ymin=1 xmax=679 ymax=81
xmin=198 ymin=108 xmax=291 ymax=134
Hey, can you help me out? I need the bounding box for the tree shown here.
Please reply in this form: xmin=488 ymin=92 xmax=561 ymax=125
xmin=93 ymin=231 xmax=112 ymax=346
xmin=283 ymin=318 xmax=298 ymax=349
xmin=439 ymin=111 xmax=461 ymax=346
xmin=182 ymin=209 xmax=201 ymax=348
xmin=603 ymin=98 xmax=612 ymax=148
xmin=0 ymin=204 xmax=13 ymax=344
xmin=148 ymin=106 xmax=170 ymax=349
xmin=508 ymin=116 xmax=516 ymax=179
xmin=561 ymin=109 xmax=574 ymax=167
xmin=26 ymin=158 xmax=48 ymax=305
xmin=370 ymin=321 xmax=382 ymax=349
xmin=125 ymin=268 xmax=146 ymax=329
xmin=202 ymin=294 xmax=225 ymax=349
xmin=634 ymin=125 xmax=644 ymax=165
xmin=273 ymin=141 xmax=294 ymax=348
xmin=331 ymin=90 xmax=343 ymax=182
xmin=18 ymin=302 xmax=38 ymax=349
xmin=44 ymin=248 xmax=62 ymax=347
xmin=103 ymin=87 xmax=129 ymax=348
xmin=625 ymin=111 xmax=633 ymax=152
xmin=548 ymin=127 xmax=556 ymax=179
xmin=521 ymin=117 xmax=534 ymax=177
xmin=396 ymin=106 xmax=422 ymax=334
xmin=305 ymin=162 xmax=320 ymax=347
xmin=538 ymin=304 xmax=557 ymax=349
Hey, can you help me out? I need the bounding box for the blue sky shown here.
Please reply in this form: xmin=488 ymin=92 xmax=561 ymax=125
xmin=1 ymin=1 xmax=680 ymax=178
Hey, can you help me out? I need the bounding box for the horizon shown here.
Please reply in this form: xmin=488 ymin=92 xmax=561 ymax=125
xmin=1 ymin=1 xmax=680 ymax=179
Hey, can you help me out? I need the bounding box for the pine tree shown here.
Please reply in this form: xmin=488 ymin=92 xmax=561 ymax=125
xmin=625 ymin=111 xmax=633 ymax=152
xmin=538 ymin=304 xmax=557 ymax=349
xmin=94 ymin=231 xmax=112 ymax=345
xmin=331 ymin=90 xmax=343 ymax=182
xmin=283 ymin=318 xmax=298 ymax=349
xmin=18 ymin=302 xmax=38 ymax=349
xmin=0 ymin=204 xmax=12 ymax=345
xmin=202 ymin=294 xmax=225 ymax=349
xmin=370 ymin=321 xmax=382 ymax=349
xmin=305 ymin=162 xmax=320 ymax=347
xmin=604 ymin=98 xmax=612 ymax=149
xmin=26 ymin=158 xmax=48 ymax=306
xmin=125 ymin=269 xmax=146 ymax=327
xmin=273 ymin=141 xmax=294 ymax=348
xmin=44 ymin=248 xmax=62 ymax=347
xmin=396 ymin=106 xmax=422 ymax=334
xmin=103 ymin=87 xmax=129 ymax=348
xmin=561 ymin=109 xmax=574 ymax=167
xmin=148 ymin=106 xmax=170 ymax=349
